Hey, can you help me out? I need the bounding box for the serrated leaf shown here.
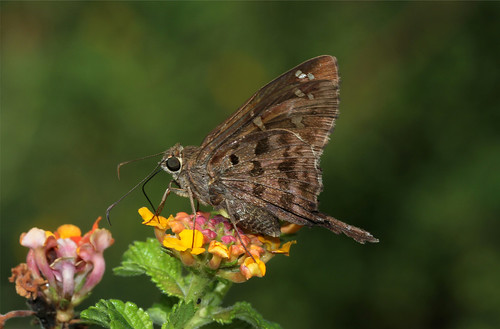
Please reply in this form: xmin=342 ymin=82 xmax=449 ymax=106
xmin=147 ymin=306 xmax=168 ymax=326
xmin=113 ymin=263 xmax=145 ymax=277
xmin=200 ymin=319 xmax=255 ymax=329
xmin=80 ymin=300 xmax=110 ymax=328
xmin=162 ymin=301 xmax=196 ymax=329
xmin=147 ymin=300 xmax=172 ymax=326
xmin=114 ymin=238 xmax=186 ymax=298
xmin=81 ymin=299 xmax=153 ymax=329
xmin=147 ymin=294 xmax=178 ymax=325
xmin=212 ymin=302 xmax=281 ymax=329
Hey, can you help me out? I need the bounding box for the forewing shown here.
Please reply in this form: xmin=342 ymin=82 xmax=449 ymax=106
xmin=197 ymin=55 xmax=339 ymax=163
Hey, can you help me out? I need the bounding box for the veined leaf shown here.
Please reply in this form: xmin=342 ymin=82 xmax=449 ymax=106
xmin=161 ymin=301 xmax=196 ymax=329
xmin=212 ymin=302 xmax=281 ymax=329
xmin=114 ymin=238 xmax=185 ymax=298
xmin=81 ymin=299 xmax=153 ymax=329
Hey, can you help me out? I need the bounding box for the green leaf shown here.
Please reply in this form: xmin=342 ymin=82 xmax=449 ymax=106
xmin=212 ymin=302 xmax=281 ymax=329
xmin=114 ymin=238 xmax=185 ymax=298
xmin=147 ymin=295 xmax=177 ymax=326
xmin=80 ymin=300 xmax=110 ymax=328
xmin=147 ymin=305 xmax=168 ymax=326
xmin=162 ymin=301 xmax=196 ymax=329
xmin=200 ymin=319 xmax=255 ymax=329
xmin=81 ymin=299 xmax=153 ymax=329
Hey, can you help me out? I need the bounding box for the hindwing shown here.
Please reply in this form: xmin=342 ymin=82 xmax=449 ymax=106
xmin=208 ymin=129 xmax=323 ymax=227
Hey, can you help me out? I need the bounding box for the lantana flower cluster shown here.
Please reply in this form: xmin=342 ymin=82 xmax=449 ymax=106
xmin=10 ymin=217 xmax=114 ymax=325
xmin=139 ymin=207 xmax=297 ymax=282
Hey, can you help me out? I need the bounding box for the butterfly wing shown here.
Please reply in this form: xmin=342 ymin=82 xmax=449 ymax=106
xmin=197 ymin=55 xmax=339 ymax=162
xmin=198 ymin=56 xmax=377 ymax=243
xmin=216 ymin=129 xmax=323 ymax=217
xmin=212 ymin=129 xmax=377 ymax=243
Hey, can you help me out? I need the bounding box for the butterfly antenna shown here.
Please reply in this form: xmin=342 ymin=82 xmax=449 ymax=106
xmin=106 ymin=164 xmax=162 ymax=225
xmin=117 ymin=151 xmax=165 ymax=180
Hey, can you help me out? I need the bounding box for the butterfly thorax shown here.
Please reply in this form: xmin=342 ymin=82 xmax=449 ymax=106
xmin=161 ymin=144 xmax=212 ymax=206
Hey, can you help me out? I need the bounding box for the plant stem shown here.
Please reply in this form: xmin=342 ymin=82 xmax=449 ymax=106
xmin=184 ymin=272 xmax=216 ymax=302
xmin=183 ymin=276 xmax=233 ymax=329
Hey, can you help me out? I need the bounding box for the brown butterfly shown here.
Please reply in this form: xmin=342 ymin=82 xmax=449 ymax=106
xmin=107 ymin=56 xmax=377 ymax=243
xmin=150 ymin=55 xmax=378 ymax=244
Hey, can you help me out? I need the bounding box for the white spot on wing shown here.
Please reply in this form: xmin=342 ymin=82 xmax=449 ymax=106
xmin=291 ymin=116 xmax=305 ymax=129
xmin=294 ymin=88 xmax=305 ymax=97
xmin=253 ymin=116 xmax=266 ymax=131
xmin=307 ymin=73 xmax=315 ymax=80
xmin=295 ymin=69 xmax=307 ymax=79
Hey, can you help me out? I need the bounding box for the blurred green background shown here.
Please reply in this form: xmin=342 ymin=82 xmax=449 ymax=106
xmin=2 ymin=2 xmax=499 ymax=329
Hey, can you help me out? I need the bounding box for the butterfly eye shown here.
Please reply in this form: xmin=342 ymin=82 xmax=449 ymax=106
xmin=166 ymin=156 xmax=181 ymax=172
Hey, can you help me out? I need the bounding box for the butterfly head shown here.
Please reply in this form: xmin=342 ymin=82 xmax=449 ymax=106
xmin=160 ymin=144 xmax=184 ymax=179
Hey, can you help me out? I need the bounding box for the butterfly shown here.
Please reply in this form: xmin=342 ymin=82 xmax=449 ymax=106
xmin=151 ymin=56 xmax=378 ymax=244
xmin=105 ymin=56 xmax=377 ymax=244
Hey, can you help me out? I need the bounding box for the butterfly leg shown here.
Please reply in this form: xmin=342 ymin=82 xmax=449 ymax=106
xmin=155 ymin=181 xmax=190 ymax=215
xmin=154 ymin=180 xmax=173 ymax=216
xmin=186 ymin=186 xmax=199 ymax=249
xmin=224 ymin=199 xmax=257 ymax=261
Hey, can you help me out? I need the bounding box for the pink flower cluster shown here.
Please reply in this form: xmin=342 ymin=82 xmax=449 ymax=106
xmin=16 ymin=217 xmax=113 ymax=323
